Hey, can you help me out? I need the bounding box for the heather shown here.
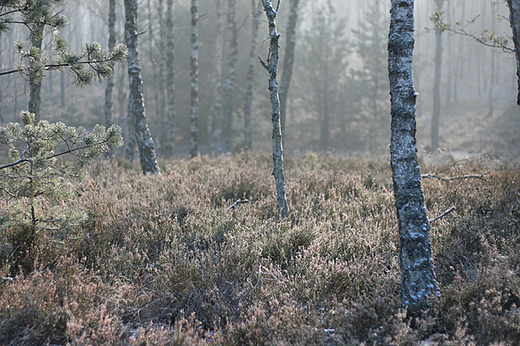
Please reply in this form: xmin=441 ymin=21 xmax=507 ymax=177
xmin=1 ymin=152 xmax=519 ymax=345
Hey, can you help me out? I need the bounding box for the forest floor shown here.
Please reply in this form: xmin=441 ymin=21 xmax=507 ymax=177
xmin=0 ymin=153 xmax=519 ymax=345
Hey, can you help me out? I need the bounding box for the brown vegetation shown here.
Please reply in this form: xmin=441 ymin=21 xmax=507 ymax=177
xmin=1 ymin=153 xmax=519 ymax=345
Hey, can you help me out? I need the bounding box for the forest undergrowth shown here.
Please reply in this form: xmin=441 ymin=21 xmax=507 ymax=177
xmin=1 ymin=152 xmax=520 ymax=345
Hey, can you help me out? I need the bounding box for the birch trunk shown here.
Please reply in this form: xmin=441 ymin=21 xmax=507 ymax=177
xmin=104 ymin=0 xmax=116 ymax=130
xmin=507 ymin=0 xmax=520 ymax=106
xmin=164 ymin=0 xmax=176 ymax=154
xmin=60 ymin=69 xmax=65 ymax=107
xmin=261 ymin=0 xmax=289 ymax=218
xmin=388 ymin=0 xmax=439 ymax=313
xmin=431 ymin=0 xmax=444 ymax=152
xmin=189 ymin=0 xmax=199 ymax=158
xmin=210 ymin=0 xmax=224 ymax=153
xmin=124 ymin=0 xmax=160 ymax=174
xmin=0 ymin=51 xmax=4 ymax=124
xmin=279 ymin=0 xmax=300 ymax=137
xmin=221 ymin=0 xmax=238 ymax=154
xmin=157 ymin=0 xmax=167 ymax=150
xmin=28 ymin=23 xmax=44 ymax=122
xmin=243 ymin=0 xmax=263 ymax=151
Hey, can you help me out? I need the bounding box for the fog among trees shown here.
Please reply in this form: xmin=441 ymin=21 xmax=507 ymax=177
xmin=0 ymin=0 xmax=518 ymax=161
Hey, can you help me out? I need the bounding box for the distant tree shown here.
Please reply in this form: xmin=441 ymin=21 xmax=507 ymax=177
xmin=299 ymin=0 xmax=349 ymax=150
xmin=209 ymin=0 xmax=224 ymax=153
xmin=260 ymin=0 xmax=289 ymax=218
xmin=243 ymin=0 xmax=263 ymax=151
xmin=388 ymin=0 xmax=439 ymax=313
xmin=431 ymin=0 xmax=445 ymax=152
xmin=352 ymin=0 xmax=389 ymax=152
xmin=221 ymin=0 xmax=238 ymax=154
xmin=124 ymin=0 xmax=160 ymax=174
xmin=104 ymin=0 xmax=117 ymax=132
xmin=278 ymin=0 xmax=300 ymax=138
xmin=190 ymin=0 xmax=199 ymax=158
xmin=164 ymin=0 xmax=176 ymax=155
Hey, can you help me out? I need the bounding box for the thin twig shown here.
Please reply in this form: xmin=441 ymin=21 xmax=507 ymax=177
xmin=226 ymin=198 xmax=250 ymax=210
xmin=422 ymin=173 xmax=489 ymax=181
xmin=429 ymin=206 xmax=456 ymax=224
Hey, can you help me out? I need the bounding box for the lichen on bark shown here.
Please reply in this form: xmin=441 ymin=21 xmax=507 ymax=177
xmin=388 ymin=0 xmax=439 ymax=313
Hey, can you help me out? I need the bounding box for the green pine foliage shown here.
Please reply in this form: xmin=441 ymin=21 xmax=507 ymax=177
xmin=0 ymin=112 xmax=122 ymax=274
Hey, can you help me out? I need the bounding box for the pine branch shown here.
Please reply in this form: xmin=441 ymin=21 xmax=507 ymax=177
xmin=0 ymin=54 xmax=125 ymax=77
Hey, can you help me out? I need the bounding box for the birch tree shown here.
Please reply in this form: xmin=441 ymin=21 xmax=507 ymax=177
xmin=260 ymin=0 xmax=289 ymax=218
xmin=278 ymin=0 xmax=300 ymax=137
xmin=243 ymin=0 xmax=263 ymax=150
xmin=104 ymin=0 xmax=117 ymax=130
xmin=221 ymin=0 xmax=238 ymax=154
xmin=124 ymin=0 xmax=160 ymax=175
xmin=431 ymin=0 xmax=445 ymax=152
xmin=507 ymin=0 xmax=520 ymax=106
xmin=189 ymin=0 xmax=199 ymax=158
xmin=300 ymin=1 xmax=349 ymax=151
xmin=164 ymin=0 xmax=176 ymax=154
xmin=388 ymin=0 xmax=439 ymax=313
xmin=210 ymin=0 xmax=224 ymax=153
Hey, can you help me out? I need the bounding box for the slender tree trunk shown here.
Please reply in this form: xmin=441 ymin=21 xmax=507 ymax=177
xmin=0 ymin=50 xmax=4 ymax=124
xmin=124 ymin=0 xmax=160 ymax=174
xmin=261 ymin=0 xmax=289 ymax=218
xmin=189 ymin=0 xmax=199 ymax=158
xmin=388 ymin=0 xmax=439 ymax=314
xmin=321 ymin=86 xmax=330 ymax=150
xmin=164 ymin=0 xmax=176 ymax=155
xmin=60 ymin=70 xmax=65 ymax=107
xmin=47 ymin=44 xmax=53 ymax=94
xmin=431 ymin=0 xmax=444 ymax=153
xmin=157 ymin=0 xmax=167 ymax=151
xmin=210 ymin=0 xmax=224 ymax=153
xmin=28 ymin=23 xmax=44 ymax=122
xmin=243 ymin=0 xmax=263 ymax=150
xmin=507 ymin=0 xmax=520 ymax=106
xmin=279 ymin=0 xmax=300 ymax=138
xmin=105 ymin=0 xmax=116 ymax=130
xmin=221 ymin=0 xmax=238 ymax=154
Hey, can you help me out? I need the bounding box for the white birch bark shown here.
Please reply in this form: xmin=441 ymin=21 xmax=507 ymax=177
xmin=189 ymin=0 xmax=199 ymax=158
xmin=124 ymin=0 xmax=160 ymax=174
xmin=431 ymin=0 xmax=444 ymax=152
xmin=156 ymin=0 xmax=167 ymax=151
xmin=507 ymin=0 xmax=520 ymax=106
xmin=388 ymin=0 xmax=439 ymax=313
xmin=261 ymin=0 xmax=289 ymax=218
xmin=243 ymin=0 xmax=263 ymax=151
xmin=164 ymin=0 xmax=176 ymax=154
xmin=278 ymin=0 xmax=300 ymax=137
xmin=0 ymin=49 xmax=4 ymax=124
xmin=210 ymin=0 xmax=224 ymax=153
xmin=104 ymin=0 xmax=116 ymax=130
xmin=220 ymin=0 xmax=238 ymax=154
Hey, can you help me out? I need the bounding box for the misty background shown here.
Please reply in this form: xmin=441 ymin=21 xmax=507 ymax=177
xmin=0 ymin=0 xmax=518 ymax=162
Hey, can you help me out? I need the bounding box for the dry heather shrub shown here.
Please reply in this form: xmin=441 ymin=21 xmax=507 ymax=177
xmin=1 ymin=153 xmax=519 ymax=344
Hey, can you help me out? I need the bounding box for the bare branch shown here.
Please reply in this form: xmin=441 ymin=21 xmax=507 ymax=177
xmin=429 ymin=206 xmax=456 ymax=224
xmin=226 ymin=198 xmax=250 ymax=210
xmin=421 ymin=173 xmax=489 ymax=181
